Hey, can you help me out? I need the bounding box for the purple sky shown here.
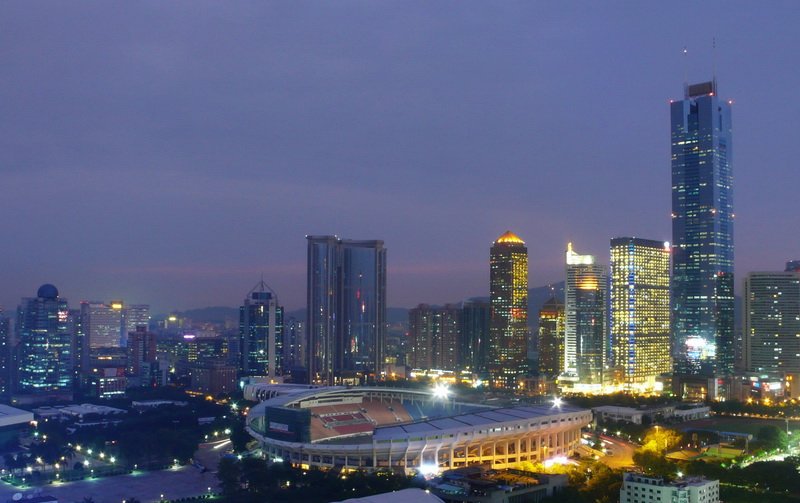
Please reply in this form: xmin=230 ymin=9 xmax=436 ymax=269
xmin=1 ymin=2 xmax=798 ymax=313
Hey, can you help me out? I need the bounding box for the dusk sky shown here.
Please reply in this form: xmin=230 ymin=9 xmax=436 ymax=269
xmin=1 ymin=2 xmax=798 ymax=313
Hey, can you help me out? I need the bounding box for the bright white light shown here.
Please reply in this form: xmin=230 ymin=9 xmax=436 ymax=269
xmin=418 ymin=463 xmax=439 ymax=476
xmin=432 ymin=383 xmax=450 ymax=400
xmin=543 ymin=456 xmax=571 ymax=468
xmin=553 ymin=397 xmax=563 ymax=407
xmin=472 ymin=379 xmax=483 ymax=388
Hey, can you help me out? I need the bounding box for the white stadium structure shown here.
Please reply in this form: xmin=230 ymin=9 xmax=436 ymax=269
xmin=245 ymin=384 xmax=592 ymax=473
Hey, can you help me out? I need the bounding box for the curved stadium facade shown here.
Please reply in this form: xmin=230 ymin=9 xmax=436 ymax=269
xmin=246 ymin=385 xmax=592 ymax=472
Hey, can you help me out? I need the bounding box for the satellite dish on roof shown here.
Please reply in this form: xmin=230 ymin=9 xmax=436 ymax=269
xmin=11 ymin=493 xmax=21 ymax=501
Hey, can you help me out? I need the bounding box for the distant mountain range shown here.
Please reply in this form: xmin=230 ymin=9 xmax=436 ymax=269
xmin=159 ymin=281 xmax=740 ymax=333
xmin=157 ymin=283 xmax=567 ymax=327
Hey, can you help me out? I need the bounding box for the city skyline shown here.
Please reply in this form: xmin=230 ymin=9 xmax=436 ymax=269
xmin=1 ymin=3 xmax=799 ymax=314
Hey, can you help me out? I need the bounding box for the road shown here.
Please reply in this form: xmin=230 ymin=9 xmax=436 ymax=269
xmin=596 ymin=435 xmax=636 ymax=469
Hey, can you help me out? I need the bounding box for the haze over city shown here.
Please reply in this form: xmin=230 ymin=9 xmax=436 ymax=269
xmin=1 ymin=1 xmax=797 ymax=313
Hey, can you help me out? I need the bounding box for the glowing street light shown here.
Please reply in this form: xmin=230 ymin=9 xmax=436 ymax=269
xmin=553 ymin=397 xmax=563 ymax=407
xmin=432 ymin=383 xmax=450 ymax=400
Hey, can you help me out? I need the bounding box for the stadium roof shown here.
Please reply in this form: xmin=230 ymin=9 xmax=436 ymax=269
xmin=374 ymin=404 xmax=585 ymax=440
xmin=0 ymin=404 xmax=34 ymax=428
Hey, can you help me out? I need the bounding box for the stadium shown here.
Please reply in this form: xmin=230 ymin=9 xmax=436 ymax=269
xmin=245 ymin=384 xmax=592 ymax=473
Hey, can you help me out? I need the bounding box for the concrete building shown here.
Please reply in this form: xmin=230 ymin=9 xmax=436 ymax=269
xmin=743 ymin=271 xmax=800 ymax=374
xmin=409 ymin=304 xmax=461 ymax=371
xmin=620 ymin=473 xmax=719 ymax=503
xmin=537 ymin=297 xmax=564 ymax=378
xmin=431 ymin=466 xmax=567 ymax=503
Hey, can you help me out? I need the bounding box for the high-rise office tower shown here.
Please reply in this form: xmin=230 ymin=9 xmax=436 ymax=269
xmin=240 ymin=280 xmax=284 ymax=378
xmin=565 ymin=243 xmax=608 ymax=389
xmin=82 ymin=301 xmax=125 ymax=349
xmin=671 ymin=80 xmax=734 ymax=375
xmin=408 ymin=304 xmax=461 ymax=371
xmin=610 ymin=238 xmax=672 ymax=390
xmin=15 ymin=285 xmax=73 ymax=395
xmin=307 ymin=236 xmax=386 ymax=384
xmin=282 ymin=317 xmax=305 ymax=372
xmin=461 ymin=299 xmax=490 ymax=373
xmin=0 ymin=311 xmax=9 ymax=397
xmin=744 ymin=271 xmax=800 ymax=374
xmin=124 ymin=304 xmax=151 ymax=340
xmin=538 ymin=297 xmax=565 ymax=378
xmin=489 ymin=231 xmax=529 ymax=387
xmin=128 ymin=325 xmax=157 ymax=382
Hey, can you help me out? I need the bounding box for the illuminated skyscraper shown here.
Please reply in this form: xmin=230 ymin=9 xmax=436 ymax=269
xmin=538 ymin=297 xmax=565 ymax=378
xmin=489 ymin=231 xmax=528 ymax=387
xmin=240 ymin=280 xmax=283 ymax=377
xmin=744 ymin=271 xmax=800 ymax=374
xmin=564 ymin=243 xmax=607 ymax=389
xmin=671 ymin=80 xmax=734 ymax=375
xmin=306 ymin=236 xmax=386 ymax=384
xmin=124 ymin=304 xmax=150 ymax=343
xmin=610 ymin=238 xmax=672 ymax=390
xmin=15 ymin=284 xmax=73 ymax=396
xmin=81 ymin=301 xmax=125 ymax=349
xmin=408 ymin=304 xmax=461 ymax=371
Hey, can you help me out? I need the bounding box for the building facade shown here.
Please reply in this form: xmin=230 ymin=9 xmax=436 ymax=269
xmin=620 ymin=473 xmax=719 ymax=503
xmin=610 ymin=238 xmax=672 ymax=390
xmin=240 ymin=281 xmax=284 ymax=378
xmin=489 ymin=231 xmax=529 ymax=387
xmin=564 ymin=243 xmax=608 ymax=390
xmin=461 ymin=299 xmax=490 ymax=373
xmin=307 ymin=236 xmax=387 ymax=385
xmin=0 ymin=312 xmax=9 ymax=397
xmin=15 ymin=285 xmax=73 ymax=396
xmin=538 ymin=297 xmax=565 ymax=378
xmin=671 ymin=80 xmax=735 ymax=376
xmin=744 ymin=271 xmax=800 ymax=374
xmin=408 ymin=304 xmax=461 ymax=371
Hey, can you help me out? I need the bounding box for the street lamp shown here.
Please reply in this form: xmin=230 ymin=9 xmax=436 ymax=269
xmin=433 ymin=383 xmax=450 ymax=400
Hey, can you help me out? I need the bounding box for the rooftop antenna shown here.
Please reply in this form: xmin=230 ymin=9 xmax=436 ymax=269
xmin=251 ymin=274 xmax=278 ymax=300
xmin=712 ymin=36 xmax=717 ymax=94
xmin=682 ymin=46 xmax=689 ymax=97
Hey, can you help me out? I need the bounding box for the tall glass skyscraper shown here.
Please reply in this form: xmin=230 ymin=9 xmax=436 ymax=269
xmin=564 ymin=243 xmax=607 ymax=390
xmin=610 ymin=238 xmax=671 ymax=390
xmin=306 ymin=236 xmax=386 ymax=385
xmin=16 ymin=284 xmax=73 ymax=395
xmin=489 ymin=231 xmax=528 ymax=387
xmin=670 ymin=80 xmax=734 ymax=375
xmin=240 ymin=280 xmax=284 ymax=377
